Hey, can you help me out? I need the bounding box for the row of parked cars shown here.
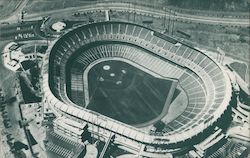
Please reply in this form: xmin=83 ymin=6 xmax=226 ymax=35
xmin=0 ymin=88 xmax=12 ymax=128
xmin=0 ymin=88 xmax=26 ymax=157
xmin=0 ymin=88 xmax=14 ymax=155
xmin=1 ymin=108 xmax=12 ymax=128
xmin=0 ymin=92 xmax=17 ymax=129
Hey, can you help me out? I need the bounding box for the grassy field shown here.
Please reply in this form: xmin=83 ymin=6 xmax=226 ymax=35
xmin=0 ymin=0 xmax=22 ymax=19
xmin=24 ymin=0 xmax=94 ymax=13
xmin=172 ymin=22 xmax=250 ymax=62
xmin=23 ymin=0 xmax=249 ymax=14
xmin=86 ymin=60 xmax=177 ymax=127
xmin=230 ymin=62 xmax=248 ymax=81
xmin=166 ymin=0 xmax=249 ymax=12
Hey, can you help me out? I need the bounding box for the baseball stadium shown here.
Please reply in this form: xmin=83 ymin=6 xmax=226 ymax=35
xmin=42 ymin=21 xmax=233 ymax=157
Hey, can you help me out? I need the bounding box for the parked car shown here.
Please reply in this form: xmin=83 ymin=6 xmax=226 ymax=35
xmin=3 ymin=120 xmax=12 ymax=128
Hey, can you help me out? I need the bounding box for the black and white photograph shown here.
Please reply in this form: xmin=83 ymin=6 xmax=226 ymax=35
xmin=0 ymin=0 xmax=249 ymax=157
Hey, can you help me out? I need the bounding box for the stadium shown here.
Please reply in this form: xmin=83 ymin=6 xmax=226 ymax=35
xmin=42 ymin=21 xmax=233 ymax=157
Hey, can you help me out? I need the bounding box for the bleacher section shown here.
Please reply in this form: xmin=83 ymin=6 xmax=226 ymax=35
xmin=45 ymin=130 xmax=84 ymax=158
xmin=42 ymin=21 xmax=232 ymax=150
xmin=207 ymin=140 xmax=247 ymax=158
xmin=46 ymin=142 xmax=74 ymax=158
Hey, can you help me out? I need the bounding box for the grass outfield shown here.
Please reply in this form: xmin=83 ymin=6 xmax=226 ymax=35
xmin=86 ymin=60 xmax=178 ymax=127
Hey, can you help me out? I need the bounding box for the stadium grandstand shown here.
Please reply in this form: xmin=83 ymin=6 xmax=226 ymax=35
xmin=42 ymin=21 xmax=233 ymax=157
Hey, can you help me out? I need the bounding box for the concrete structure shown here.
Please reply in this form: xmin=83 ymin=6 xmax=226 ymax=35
xmin=41 ymin=21 xmax=233 ymax=157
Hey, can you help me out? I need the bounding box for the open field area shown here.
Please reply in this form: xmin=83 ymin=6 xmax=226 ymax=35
xmin=24 ymin=0 xmax=95 ymax=13
xmin=0 ymin=0 xmax=22 ymax=19
xmin=172 ymin=22 xmax=250 ymax=62
xmin=23 ymin=0 xmax=249 ymax=14
xmin=87 ymin=60 xmax=178 ymax=127
xmin=167 ymin=0 xmax=250 ymax=12
xmin=230 ymin=62 xmax=249 ymax=81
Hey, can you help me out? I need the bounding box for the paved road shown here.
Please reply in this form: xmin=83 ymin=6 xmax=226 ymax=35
xmin=0 ymin=20 xmax=45 ymax=41
xmin=1 ymin=2 xmax=249 ymax=27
